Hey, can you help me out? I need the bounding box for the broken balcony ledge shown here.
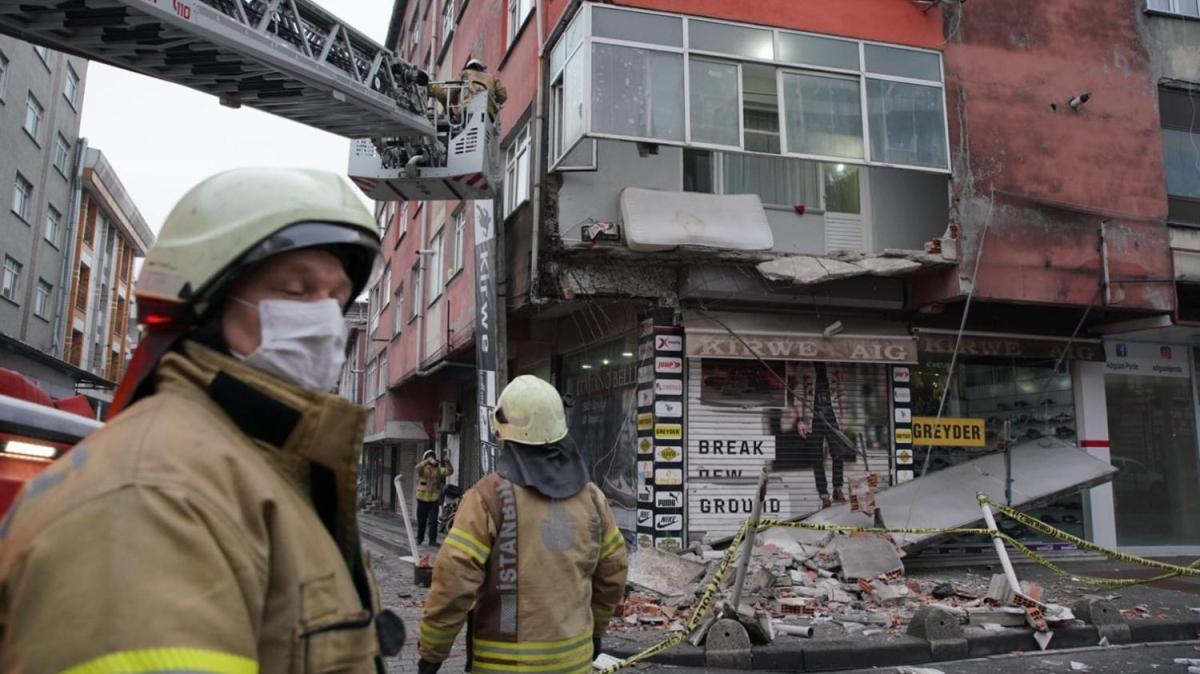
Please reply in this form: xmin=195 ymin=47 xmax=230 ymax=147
xmin=548 ymin=241 xmax=954 ymax=277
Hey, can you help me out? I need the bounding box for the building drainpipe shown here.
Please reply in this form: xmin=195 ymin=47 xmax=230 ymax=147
xmin=529 ymin=0 xmax=555 ymax=306
xmin=52 ymin=138 xmax=88 ymax=360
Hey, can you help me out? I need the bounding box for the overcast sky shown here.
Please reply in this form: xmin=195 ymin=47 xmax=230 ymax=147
xmin=79 ymin=1 xmax=392 ymax=235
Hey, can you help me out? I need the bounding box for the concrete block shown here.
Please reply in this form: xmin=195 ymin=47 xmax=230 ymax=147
xmin=835 ymin=535 xmax=904 ymax=580
xmin=628 ymin=546 xmax=707 ymax=598
xmin=1074 ymin=596 xmax=1122 ymax=626
xmin=907 ymin=605 xmax=968 ymax=661
xmin=706 ymin=618 xmax=752 ymax=669
xmin=986 ymin=573 xmax=1013 ymax=604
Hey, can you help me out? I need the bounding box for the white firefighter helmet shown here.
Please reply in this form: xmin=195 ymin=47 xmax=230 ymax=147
xmin=135 ymin=167 xmax=380 ymax=322
xmin=464 ymin=58 xmax=486 ymax=71
xmin=492 ymin=375 xmax=569 ymax=446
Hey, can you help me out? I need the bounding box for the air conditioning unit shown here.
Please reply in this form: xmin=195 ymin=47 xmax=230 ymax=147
xmin=438 ymin=402 xmax=459 ymax=433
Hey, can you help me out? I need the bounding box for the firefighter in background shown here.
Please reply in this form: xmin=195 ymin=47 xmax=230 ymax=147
xmin=415 ymin=448 xmax=454 ymax=546
xmin=0 ymin=168 xmax=404 ymax=672
xmin=428 ymin=59 xmax=508 ymax=121
xmin=417 ymin=375 xmax=628 ymax=674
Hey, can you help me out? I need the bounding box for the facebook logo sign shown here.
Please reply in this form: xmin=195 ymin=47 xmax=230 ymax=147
xmin=1115 ymin=343 xmax=1128 ymax=358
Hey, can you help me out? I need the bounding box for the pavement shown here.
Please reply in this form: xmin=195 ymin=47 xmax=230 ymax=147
xmin=359 ymin=510 xmax=1200 ymax=673
xmin=641 ymin=640 xmax=1200 ymax=673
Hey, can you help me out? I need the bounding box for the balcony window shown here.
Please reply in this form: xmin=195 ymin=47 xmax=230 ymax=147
xmin=781 ymin=72 xmax=864 ymax=160
xmin=1147 ymin=0 xmax=1200 ymax=17
xmin=548 ymin=4 xmax=950 ymax=172
xmin=591 ymin=44 xmax=684 ymax=142
xmin=1161 ymin=86 xmax=1200 ymax=225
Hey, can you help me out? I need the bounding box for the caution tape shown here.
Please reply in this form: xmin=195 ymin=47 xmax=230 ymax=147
xmin=594 ymin=502 xmax=1200 ymax=673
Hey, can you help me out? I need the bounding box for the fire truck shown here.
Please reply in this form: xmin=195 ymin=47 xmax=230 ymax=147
xmin=0 ymin=0 xmax=498 ymax=512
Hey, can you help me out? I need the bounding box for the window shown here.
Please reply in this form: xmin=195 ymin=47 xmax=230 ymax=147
xmin=2 ymin=257 xmax=21 ymax=301
xmin=441 ymin=0 xmax=456 ymax=46
xmin=690 ymin=58 xmax=741 ymax=148
xmin=781 ymin=72 xmax=864 ymax=159
xmin=591 ymin=44 xmax=684 ymax=141
xmin=12 ymin=174 xmax=32 ymax=221
xmin=411 ymin=9 xmax=423 ymax=51
xmin=504 ymin=125 xmax=531 ymax=216
xmin=450 ymin=208 xmax=466 ymax=279
xmin=34 ymin=45 xmax=48 ymax=64
xmin=35 ymin=279 xmax=51 ymax=318
xmin=24 ymin=94 xmax=43 ymax=140
xmin=0 ymin=51 xmax=8 ymax=100
xmin=53 ymin=134 xmax=70 ymax=175
xmin=45 ymin=206 xmax=61 ymax=246
xmin=400 ymin=202 xmax=410 ymax=239
xmin=63 ymin=66 xmax=79 ymax=107
xmin=427 ymin=232 xmax=444 ymax=304
xmin=551 ymin=4 xmax=950 ymax=171
xmin=366 ymin=360 xmax=378 ymax=400
xmin=410 ymin=263 xmax=423 ymax=320
xmin=393 ymin=284 xmax=405 ymax=335
xmin=369 ymin=280 xmax=381 ymax=333
xmin=379 ymin=352 xmax=389 ymax=396
xmin=685 ymin=148 xmax=822 ymax=209
xmin=1161 ymin=87 xmax=1200 ymax=225
xmin=507 ymin=0 xmax=534 ymax=46
xmin=1147 ymin=0 xmax=1200 ymax=17
xmin=75 ymin=263 xmax=90 ymax=312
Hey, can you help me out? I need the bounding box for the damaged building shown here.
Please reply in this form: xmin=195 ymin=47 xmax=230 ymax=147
xmin=363 ymin=0 xmax=1200 ymax=560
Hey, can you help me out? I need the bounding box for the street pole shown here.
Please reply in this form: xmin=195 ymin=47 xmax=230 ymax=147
xmin=392 ymin=475 xmax=421 ymax=565
xmin=978 ymin=493 xmax=1021 ymax=593
xmin=729 ymin=466 xmax=770 ymax=611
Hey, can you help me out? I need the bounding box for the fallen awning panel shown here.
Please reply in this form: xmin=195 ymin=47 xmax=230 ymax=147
xmin=621 ymin=187 xmax=774 ymax=253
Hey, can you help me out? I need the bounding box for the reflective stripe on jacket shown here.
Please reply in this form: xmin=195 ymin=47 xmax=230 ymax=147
xmin=418 ymin=474 xmax=628 ymax=672
xmin=0 ymin=341 xmax=384 ymax=673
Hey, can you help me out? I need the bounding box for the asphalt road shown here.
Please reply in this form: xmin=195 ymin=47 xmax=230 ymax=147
xmin=644 ymin=640 xmax=1200 ymax=673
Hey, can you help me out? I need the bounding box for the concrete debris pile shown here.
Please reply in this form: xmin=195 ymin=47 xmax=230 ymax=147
xmin=616 ymin=529 xmax=1083 ymax=645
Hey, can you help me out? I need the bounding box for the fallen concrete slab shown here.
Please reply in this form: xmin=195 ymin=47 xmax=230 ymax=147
xmin=835 ymin=535 xmax=904 ymax=580
xmin=799 ymin=438 xmax=1117 ymax=552
xmin=628 ymin=546 xmax=708 ymax=598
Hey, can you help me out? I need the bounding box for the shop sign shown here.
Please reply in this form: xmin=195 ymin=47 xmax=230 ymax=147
xmin=918 ymin=333 xmax=1105 ymax=362
xmin=637 ymin=388 xmax=654 ymax=407
xmin=655 ymin=490 xmax=682 ymax=508
xmin=638 ymin=461 xmax=653 ymax=478
xmin=637 ymin=509 xmax=652 ymax=526
xmin=639 ymin=341 xmax=654 ymax=361
xmin=636 ymin=413 xmax=653 ymax=430
xmin=655 ymin=357 xmax=683 ymax=373
xmin=656 ymin=445 xmax=682 ymax=462
xmin=656 ymin=537 xmax=683 ymax=552
xmin=893 ymin=367 xmax=911 ymax=383
xmin=894 ymin=428 xmax=913 ymax=444
xmin=895 ymin=408 xmax=911 ymax=423
xmin=1104 ymin=342 xmax=1189 ymax=378
xmin=695 ymin=438 xmax=769 ymax=455
xmin=896 ymin=449 xmax=913 ymax=464
xmin=638 ymin=533 xmax=653 ymax=549
xmin=656 ymin=335 xmax=683 ymax=352
xmin=655 ymin=424 xmax=683 ymax=440
xmin=655 ymin=401 xmax=683 ymax=417
xmin=897 ymin=469 xmax=914 ymax=482
xmin=655 ymin=468 xmax=683 ymax=485
xmin=655 ymin=379 xmax=683 ymax=396
xmin=894 ymin=387 xmax=911 ymax=403
xmin=695 ymin=495 xmax=785 ymax=515
xmin=655 ymin=513 xmax=684 ymax=531
xmin=638 ymin=438 xmax=653 ymax=455
xmin=638 ymin=365 xmax=653 ymax=384
xmin=638 ymin=482 xmax=653 ymax=503
xmin=688 ymin=334 xmax=916 ymax=363
xmin=912 ymin=417 xmax=986 ymax=447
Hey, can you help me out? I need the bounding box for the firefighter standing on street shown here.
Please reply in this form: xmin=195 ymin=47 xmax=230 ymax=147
xmin=428 ymin=59 xmax=508 ymax=120
xmin=0 ymin=168 xmax=403 ymax=673
xmin=417 ymin=375 xmax=629 ymax=674
xmin=416 ymin=448 xmax=454 ymax=546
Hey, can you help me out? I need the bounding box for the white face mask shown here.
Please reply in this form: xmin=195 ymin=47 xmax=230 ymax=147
xmin=232 ymin=297 xmax=348 ymax=392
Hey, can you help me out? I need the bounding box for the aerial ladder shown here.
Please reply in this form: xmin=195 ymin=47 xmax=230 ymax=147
xmin=0 ymin=0 xmax=498 ymax=201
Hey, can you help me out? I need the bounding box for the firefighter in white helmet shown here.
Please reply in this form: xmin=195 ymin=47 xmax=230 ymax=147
xmin=0 ymin=168 xmax=404 ymax=672
xmin=418 ymin=375 xmax=628 ymax=674
xmin=428 ymin=58 xmax=508 ymax=120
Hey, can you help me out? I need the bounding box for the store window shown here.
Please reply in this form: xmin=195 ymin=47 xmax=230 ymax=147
xmin=561 ymin=335 xmax=640 ymax=533
xmin=912 ymin=354 xmax=1082 ymax=544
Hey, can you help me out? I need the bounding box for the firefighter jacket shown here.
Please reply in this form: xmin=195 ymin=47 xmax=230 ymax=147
xmin=416 ymin=458 xmax=454 ymax=503
xmin=428 ymin=69 xmax=508 ymax=118
xmin=418 ymin=474 xmax=628 ymax=674
xmin=0 ymin=341 xmax=392 ymax=674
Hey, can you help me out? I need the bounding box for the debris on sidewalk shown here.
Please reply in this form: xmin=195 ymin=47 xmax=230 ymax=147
xmin=627 ymin=546 xmax=707 ymax=599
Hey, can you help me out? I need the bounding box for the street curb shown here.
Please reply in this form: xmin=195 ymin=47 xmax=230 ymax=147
xmin=606 ymin=619 xmax=1200 ymax=672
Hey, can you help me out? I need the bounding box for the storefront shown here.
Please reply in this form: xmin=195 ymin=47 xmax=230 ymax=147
xmin=1102 ymin=340 xmax=1200 ymax=550
xmin=909 ymin=330 xmax=1104 ymax=554
xmin=560 ymin=334 xmax=640 ymax=535
xmin=682 ymin=311 xmax=916 ymax=541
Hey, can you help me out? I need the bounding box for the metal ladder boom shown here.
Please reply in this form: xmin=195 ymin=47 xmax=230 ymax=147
xmin=0 ymin=0 xmax=435 ymax=140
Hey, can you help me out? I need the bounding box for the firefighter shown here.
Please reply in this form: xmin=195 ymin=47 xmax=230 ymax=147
xmin=428 ymin=58 xmax=508 ymax=120
xmin=0 ymin=168 xmax=404 ymax=672
xmin=415 ymin=448 xmax=454 ymax=546
xmin=417 ymin=375 xmax=628 ymax=674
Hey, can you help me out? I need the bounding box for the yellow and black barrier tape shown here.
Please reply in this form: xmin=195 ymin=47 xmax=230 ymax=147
xmin=594 ymin=503 xmax=1200 ymax=673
